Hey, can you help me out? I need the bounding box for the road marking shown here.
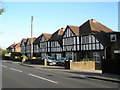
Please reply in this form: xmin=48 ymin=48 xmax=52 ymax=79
xmin=28 ymin=73 xmax=58 ymax=84
xmin=10 ymin=68 xmax=22 ymax=72
xmin=1 ymin=65 xmax=8 ymax=68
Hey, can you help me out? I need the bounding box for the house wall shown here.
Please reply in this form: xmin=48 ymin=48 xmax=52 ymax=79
xmin=15 ymin=47 xmax=21 ymax=52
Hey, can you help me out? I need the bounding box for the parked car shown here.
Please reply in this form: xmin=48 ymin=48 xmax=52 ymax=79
xmin=42 ymin=56 xmax=57 ymax=65
xmin=2 ymin=53 xmax=11 ymax=60
xmin=56 ymin=57 xmax=69 ymax=66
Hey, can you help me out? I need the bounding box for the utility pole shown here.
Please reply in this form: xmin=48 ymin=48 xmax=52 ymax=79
xmin=31 ymin=16 xmax=33 ymax=59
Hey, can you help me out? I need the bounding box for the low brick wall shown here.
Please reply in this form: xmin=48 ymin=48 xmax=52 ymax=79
xmin=65 ymin=60 xmax=95 ymax=70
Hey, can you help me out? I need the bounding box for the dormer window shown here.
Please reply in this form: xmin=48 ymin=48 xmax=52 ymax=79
xmin=110 ymin=34 xmax=116 ymax=42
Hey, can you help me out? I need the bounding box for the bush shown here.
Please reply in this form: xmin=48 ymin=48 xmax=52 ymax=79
xmin=37 ymin=57 xmax=42 ymax=60
xmin=21 ymin=55 xmax=28 ymax=60
xmin=2 ymin=50 xmax=9 ymax=56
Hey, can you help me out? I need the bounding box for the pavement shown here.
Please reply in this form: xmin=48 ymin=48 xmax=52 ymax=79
xmin=19 ymin=60 xmax=120 ymax=83
xmin=3 ymin=60 xmax=120 ymax=83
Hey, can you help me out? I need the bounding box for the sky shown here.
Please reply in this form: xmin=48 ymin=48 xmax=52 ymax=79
xmin=0 ymin=2 xmax=118 ymax=49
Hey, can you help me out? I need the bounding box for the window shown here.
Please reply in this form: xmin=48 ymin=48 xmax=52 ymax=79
xmin=93 ymin=44 xmax=95 ymax=50
xmin=93 ymin=52 xmax=100 ymax=63
xmin=110 ymin=34 xmax=116 ymax=42
xmin=89 ymin=44 xmax=92 ymax=50
xmin=96 ymin=43 xmax=99 ymax=50
xmin=92 ymin=35 xmax=95 ymax=43
xmin=100 ymin=44 xmax=104 ymax=50
xmin=86 ymin=45 xmax=88 ymax=50
xmin=85 ymin=36 xmax=89 ymax=43
xmin=52 ymin=42 xmax=55 ymax=47
xmin=82 ymin=36 xmax=89 ymax=44
xmin=82 ymin=36 xmax=86 ymax=44
xmin=77 ymin=37 xmax=79 ymax=44
xmin=70 ymin=37 xmax=74 ymax=44
xmin=89 ymin=35 xmax=91 ymax=43
xmin=81 ymin=45 xmax=83 ymax=50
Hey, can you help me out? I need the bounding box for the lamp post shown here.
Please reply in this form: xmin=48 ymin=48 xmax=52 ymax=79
xmin=31 ymin=16 xmax=33 ymax=59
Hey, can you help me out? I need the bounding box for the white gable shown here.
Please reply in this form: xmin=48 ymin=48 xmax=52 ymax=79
xmin=40 ymin=36 xmax=46 ymax=42
xmin=63 ymin=28 xmax=75 ymax=38
xmin=26 ymin=41 xmax=30 ymax=45
xmin=21 ymin=41 xmax=25 ymax=46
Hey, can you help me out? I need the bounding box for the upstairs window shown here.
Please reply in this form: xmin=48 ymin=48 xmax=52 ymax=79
xmin=110 ymin=34 xmax=116 ymax=42
xmin=82 ymin=36 xmax=89 ymax=44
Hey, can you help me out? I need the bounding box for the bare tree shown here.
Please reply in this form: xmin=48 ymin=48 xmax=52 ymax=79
xmin=0 ymin=0 xmax=4 ymax=15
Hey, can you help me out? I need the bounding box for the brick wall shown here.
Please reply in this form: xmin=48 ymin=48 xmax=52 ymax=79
xmin=65 ymin=60 xmax=95 ymax=70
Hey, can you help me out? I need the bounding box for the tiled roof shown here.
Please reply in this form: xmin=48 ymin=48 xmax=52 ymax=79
xmin=7 ymin=43 xmax=16 ymax=49
xmin=50 ymin=28 xmax=65 ymax=46
xmin=26 ymin=37 xmax=36 ymax=44
xmin=80 ymin=19 xmax=113 ymax=34
xmin=20 ymin=38 xmax=27 ymax=46
xmin=42 ymin=33 xmax=52 ymax=41
xmin=50 ymin=28 xmax=65 ymax=41
xmin=14 ymin=42 xmax=21 ymax=47
xmin=93 ymin=31 xmax=112 ymax=47
xmin=68 ymin=25 xmax=79 ymax=35
xmin=22 ymin=38 xmax=27 ymax=42
xmin=33 ymin=35 xmax=41 ymax=44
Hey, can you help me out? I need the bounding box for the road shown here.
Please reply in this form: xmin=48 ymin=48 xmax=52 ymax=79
xmin=1 ymin=59 xmax=119 ymax=88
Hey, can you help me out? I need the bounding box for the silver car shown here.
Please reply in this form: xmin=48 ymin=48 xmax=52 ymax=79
xmin=42 ymin=56 xmax=57 ymax=65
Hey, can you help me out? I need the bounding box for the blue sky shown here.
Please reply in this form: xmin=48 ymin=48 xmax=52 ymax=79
xmin=0 ymin=2 xmax=118 ymax=49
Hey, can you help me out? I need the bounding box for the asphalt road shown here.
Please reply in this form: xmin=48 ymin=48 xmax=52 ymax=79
xmin=1 ymin=59 xmax=119 ymax=88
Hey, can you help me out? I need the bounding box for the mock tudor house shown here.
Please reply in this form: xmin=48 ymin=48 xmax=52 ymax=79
xmin=62 ymin=25 xmax=80 ymax=61
xmin=39 ymin=33 xmax=52 ymax=57
xmin=25 ymin=37 xmax=36 ymax=58
xmin=20 ymin=38 xmax=27 ymax=56
xmin=33 ymin=36 xmax=40 ymax=57
xmin=79 ymin=19 xmax=114 ymax=63
xmin=49 ymin=28 xmax=65 ymax=59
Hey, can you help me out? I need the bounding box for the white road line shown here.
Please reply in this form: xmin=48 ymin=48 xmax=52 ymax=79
xmin=28 ymin=73 xmax=58 ymax=84
xmin=1 ymin=65 xmax=8 ymax=68
xmin=10 ymin=68 xmax=22 ymax=72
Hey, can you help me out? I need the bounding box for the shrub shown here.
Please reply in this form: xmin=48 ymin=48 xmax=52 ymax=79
xmin=37 ymin=57 xmax=42 ymax=60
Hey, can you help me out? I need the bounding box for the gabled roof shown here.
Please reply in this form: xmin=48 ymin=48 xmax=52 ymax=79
xmin=50 ymin=28 xmax=65 ymax=41
xmin=26 ymin=37 xmax=36 ymax=45
xmin=33 ymin=37 xmax=40 ymax=44
xmin=14 ymin=42 xmax=21 ymax=48
xmin=7 ymin=43 xmax=16 ymax=49
xmin=68 ymin=25 xmax=79 ymax=35
xmin=42 ymin=33 xmax=52 ymax=41
xmin=20 ymin=38 xmax=27 ymax=46
xmin=50 ymin=28 xmax=65 ymax=46
xmin=80 ymin=19 xmax=113 ymax=34
xmin=93 ymin=31 xmax=112 ymax=47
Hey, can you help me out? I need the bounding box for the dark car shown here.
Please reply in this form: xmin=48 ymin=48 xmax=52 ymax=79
xmin=56 ymin=57 xmax=68 ymax=66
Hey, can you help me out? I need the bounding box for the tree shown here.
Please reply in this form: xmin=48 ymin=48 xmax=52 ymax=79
xmin=0 ymin=0 xmax=4 ymax=15
xmin=0 ymin=8 xmax=4 ymax=15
